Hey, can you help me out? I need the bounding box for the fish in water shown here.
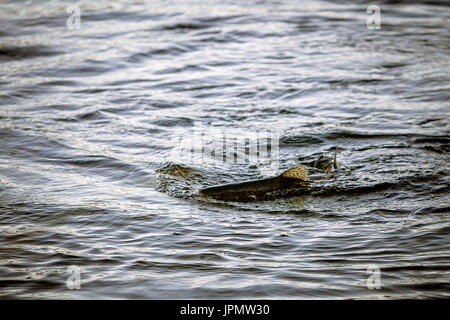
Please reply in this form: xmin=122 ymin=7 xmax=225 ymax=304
xmin=199 ymin=149 xmax=340 ymax=202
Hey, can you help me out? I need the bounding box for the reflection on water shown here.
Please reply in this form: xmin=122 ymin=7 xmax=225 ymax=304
xmin=0 ymin=0 xmax=449 ymax=299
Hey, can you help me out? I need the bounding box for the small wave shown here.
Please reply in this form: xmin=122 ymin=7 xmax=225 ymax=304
xmin=0 ymin=45 xmax=61 ymax=62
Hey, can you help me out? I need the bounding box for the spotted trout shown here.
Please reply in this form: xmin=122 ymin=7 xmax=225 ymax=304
xmin=198 ymin=149 xmax=339 ymax=201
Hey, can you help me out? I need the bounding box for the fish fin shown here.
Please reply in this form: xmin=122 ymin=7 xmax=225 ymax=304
xmin=333 ymin=147 xmax=338 ymax=169
xmin=281 ymin=165 xmax=309 ymax=181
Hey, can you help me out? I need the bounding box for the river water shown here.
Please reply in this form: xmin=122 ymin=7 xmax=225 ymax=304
xmin=0 ymin=0 xmax=449 ymax=299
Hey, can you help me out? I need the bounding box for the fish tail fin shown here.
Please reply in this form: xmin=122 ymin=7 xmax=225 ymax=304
xmin=281 ymin=165 xmax=309 ymax=181
xmin=333 ymin=147 xmax=338 ymax=169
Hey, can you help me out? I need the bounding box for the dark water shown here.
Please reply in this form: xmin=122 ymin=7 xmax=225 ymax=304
xmin=0 ymin=0 xmax=449 ymax=299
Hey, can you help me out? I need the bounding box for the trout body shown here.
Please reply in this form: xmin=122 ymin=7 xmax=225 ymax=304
xmin=198 ymin=149 xmax=340 ymax=202
xmin=199 ymin=165 xmax=313 ymax=201
xmin=199 ymin=176 xmax=310 ymax=201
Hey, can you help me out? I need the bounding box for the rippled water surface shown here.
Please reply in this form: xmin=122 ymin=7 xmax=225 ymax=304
xmin=0 ymin=0 xmax=449 ymax=299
